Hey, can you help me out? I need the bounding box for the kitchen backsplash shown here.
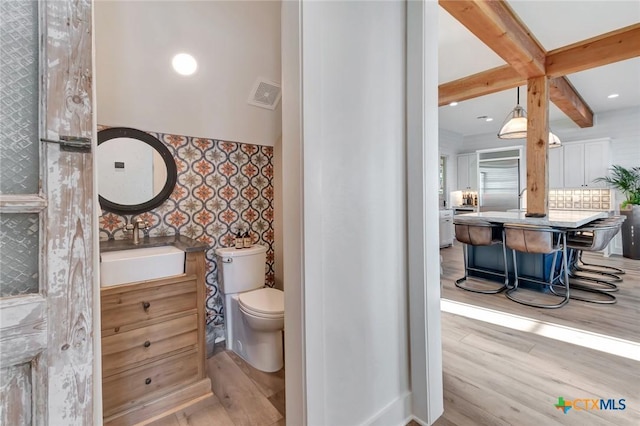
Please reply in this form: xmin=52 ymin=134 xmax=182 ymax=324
xmin=549 ymin=188 xmax=612 ymax=211
xmin=98 ymin=126 xmax=274 ymax=328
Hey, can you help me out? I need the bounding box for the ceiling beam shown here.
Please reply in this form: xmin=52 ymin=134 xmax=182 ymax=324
xmin=439 ymin=0 xmax=546 ymax=78
xmin=546 ymin=23 xmax=640 ymax=78
xmin=549 ymin=77 xmax=594 ymax=127
xmin=439 ymin=68 xmax=595 ymax=127
xmin=438 ymin=65 xmax=521 ymax=107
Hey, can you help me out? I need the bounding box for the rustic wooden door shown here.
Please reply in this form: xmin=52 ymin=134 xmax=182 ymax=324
xmin=0 ymin=1 xmax=95 ymax=424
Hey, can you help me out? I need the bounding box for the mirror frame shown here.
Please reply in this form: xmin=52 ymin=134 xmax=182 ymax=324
xmin=97 ymin=127 xmax=177 ymax=215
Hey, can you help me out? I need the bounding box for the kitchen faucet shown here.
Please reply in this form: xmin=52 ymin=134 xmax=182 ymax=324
xmin=518 ymin=188 xmax=527 ymax=211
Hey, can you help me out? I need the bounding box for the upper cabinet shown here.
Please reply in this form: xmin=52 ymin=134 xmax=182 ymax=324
xmin=563 ymin=139 xmax=611 ymax=188
xmin=549 ymin=146 xmax=564 ymax=189
xmin=457 ymin=153 xmax=477 ymax=190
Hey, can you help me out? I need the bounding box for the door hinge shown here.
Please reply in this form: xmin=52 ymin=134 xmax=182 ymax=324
xmin=41 ymin=136 xmax=91 ymax=153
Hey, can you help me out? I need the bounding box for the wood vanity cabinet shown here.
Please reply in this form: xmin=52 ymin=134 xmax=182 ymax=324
xmin=101 ymin=250 xmax=212 ymax=425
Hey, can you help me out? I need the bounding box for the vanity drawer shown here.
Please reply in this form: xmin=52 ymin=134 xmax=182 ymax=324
xmin=101 ymin=276 xmax=197 ymax=335
xmin=102 ymin=350 xmax=199 ymax=416
xmin=102 ymin=313 xmax=198 ymax=376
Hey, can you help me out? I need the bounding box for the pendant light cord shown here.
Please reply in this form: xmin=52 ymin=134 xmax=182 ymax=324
xmin=517 ymin=86 xmax=520 ymax=105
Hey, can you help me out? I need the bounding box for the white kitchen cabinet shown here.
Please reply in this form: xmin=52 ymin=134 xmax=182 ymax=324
xmin=562 ymin=139 xmax=611 ymax=188
xmin=548 ymin=146 xmax=564 ymax=188
xmin=457 ymin=152 xmax=477 ymax=190
xmin=439 ymin=209 xmax=453 ymax=248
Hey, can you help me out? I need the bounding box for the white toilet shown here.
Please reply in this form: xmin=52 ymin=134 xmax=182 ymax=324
xmin=215 ymin=244 xmax=284 ymax=372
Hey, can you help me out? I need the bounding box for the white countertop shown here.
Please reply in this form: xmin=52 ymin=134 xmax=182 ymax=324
xmin=453 ymin=210 xmax=608 ymax=228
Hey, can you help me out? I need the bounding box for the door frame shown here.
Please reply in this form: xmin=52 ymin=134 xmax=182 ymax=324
xmin=281 ymin=1 xmax=443 ymax=424
xmin=0 ymin=1 xmax=96 ymax=424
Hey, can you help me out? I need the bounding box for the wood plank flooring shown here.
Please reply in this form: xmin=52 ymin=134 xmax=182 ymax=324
xmin=433 ymin=312 xmax=640 ymax=426
xmin=149 ymin=350 xmax=285 ymax=426
xmin=440 ymin=242 xmax=640 ymax=342
xmin=150 ymin=244 xmax=638 ymax=426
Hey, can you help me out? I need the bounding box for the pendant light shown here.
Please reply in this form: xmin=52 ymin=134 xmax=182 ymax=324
xmin=549 ymin=131 xmax=562 ymax=148
xmin=498 ymin=86 xmax=562 ymax=148
xmin=498 ymin=87 xmax=527 ymax=139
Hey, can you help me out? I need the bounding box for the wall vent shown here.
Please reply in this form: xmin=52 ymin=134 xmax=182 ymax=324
xmin=247 ymin=77 xmax=281 ymax=110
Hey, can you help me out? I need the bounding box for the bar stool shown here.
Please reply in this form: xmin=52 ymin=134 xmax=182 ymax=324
xmin=454 ymin=221 xmax=508 ymax=294
xmin=569 ymin=216 xmax=625 ymax=280
xmin=503 ymin=224 xmax=570 ymax=309
xmin=565 ymin=218 xmax=624 ymax=302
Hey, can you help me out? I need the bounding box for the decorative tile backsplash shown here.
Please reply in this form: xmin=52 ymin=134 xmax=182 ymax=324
xmin=549 ymin=188 xmax=612 ymax=211
xmin=98 ymin=127 xmax=274 ymax=327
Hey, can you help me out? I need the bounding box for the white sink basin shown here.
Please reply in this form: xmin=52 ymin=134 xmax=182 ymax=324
xmin=100 ymin=246 xmax=185 ymax=287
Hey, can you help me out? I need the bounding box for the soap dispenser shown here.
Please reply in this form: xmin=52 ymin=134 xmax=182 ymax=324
xmin=243 ymin=230 xmax=252 ymax=248
xmin=235 ymin=230 xmax=243 ymax=249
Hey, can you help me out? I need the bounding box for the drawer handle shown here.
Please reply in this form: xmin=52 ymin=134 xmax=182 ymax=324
xmin=143 ymin=340 xmax=151 ymax=348
xmin=142 ymin=301 xmax=151 ymax=311
xmin=145 ymin=378 xmax=152 ymax=385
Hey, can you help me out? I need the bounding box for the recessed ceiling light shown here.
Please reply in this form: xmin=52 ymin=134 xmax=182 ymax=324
xmin=485 ymin=117 xmax=494 ymax=122
xmin=477 ymin=115 xmax=493 ymax=122
xmin=172 ymin=53 xmax=198 ymax=76
xmin=607 ymin=93 xmax=619 ymax=99
xmin=449 ymin=101 xmax=458 ymax=106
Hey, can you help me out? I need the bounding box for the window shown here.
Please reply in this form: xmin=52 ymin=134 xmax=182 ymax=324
xmin=439 ymin=155 xmax=447 ymax=207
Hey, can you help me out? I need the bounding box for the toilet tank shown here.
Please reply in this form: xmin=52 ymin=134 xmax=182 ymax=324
xmin=214 ymin=245 xmax=267 ymax=294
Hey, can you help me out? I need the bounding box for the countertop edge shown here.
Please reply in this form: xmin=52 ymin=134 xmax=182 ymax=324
xmin=452 ymin=210 xmax=608 ymax=228
xmin=99 ymin=235 xmax=209 ymax=253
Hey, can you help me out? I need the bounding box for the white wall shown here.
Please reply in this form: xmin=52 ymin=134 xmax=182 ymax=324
xmin=94 ymin=0 xmax=282 ymax=146
xmin=458 ymin=106 xmax=640 ymax=162
xmin=300 ymin=2 xmax=410 ymax=424
xmin=459 ymin=107 xmax=640 ymax=194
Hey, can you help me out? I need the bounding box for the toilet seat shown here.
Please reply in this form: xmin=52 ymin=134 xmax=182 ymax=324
xmin=238 ymin=287 xmax=284 ymax=318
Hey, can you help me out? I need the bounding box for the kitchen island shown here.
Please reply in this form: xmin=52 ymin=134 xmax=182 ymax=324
xmin=453 ymin=210 xmax=610 ymax=284
xmin=453 ymin=210 xmax=609 ymax=228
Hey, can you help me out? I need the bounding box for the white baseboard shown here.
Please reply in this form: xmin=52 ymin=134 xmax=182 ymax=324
xmin=406 ymin=415 xmax=429 ymax=426
xmin=363 ymin=391 xmax=412 ymax=426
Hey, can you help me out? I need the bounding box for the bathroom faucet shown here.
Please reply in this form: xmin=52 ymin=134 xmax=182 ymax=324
xmin=128 ymin=219 xmax=149 ymax=244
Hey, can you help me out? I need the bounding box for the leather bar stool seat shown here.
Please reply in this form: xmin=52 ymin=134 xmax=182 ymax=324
xmin=503 ymin=224 xmax=570 ymax=309
xmin=454 ymin=221 xmax=509 ymax=294
xmin=569 ymin=216 xmax=625 ymax=278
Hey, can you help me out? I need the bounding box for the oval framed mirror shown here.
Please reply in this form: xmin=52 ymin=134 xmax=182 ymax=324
xmin=97 ymin=127 xmax=177 ymax=215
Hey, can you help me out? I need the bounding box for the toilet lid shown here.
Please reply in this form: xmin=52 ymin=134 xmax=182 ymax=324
xmin=238 ymin=287 xmax=284 ymax=315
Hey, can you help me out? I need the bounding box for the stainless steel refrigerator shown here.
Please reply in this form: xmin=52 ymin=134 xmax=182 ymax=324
xmin=478 ymin=158 xmax=521 ymax=212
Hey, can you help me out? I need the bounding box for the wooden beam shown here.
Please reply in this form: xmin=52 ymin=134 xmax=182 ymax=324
xmin=525 ymin=76 xmax=549 ymax=218
xmin=439 ymin=0 xmax=546 ymax=78
xmin=546 ymin=23 xmax=640 ymax=78
xmin=438 ymin=65 xmax=522 ymax=106
xmin=438 ymin=69 xmax=594 ymax=129
xmin=549 ymin=77 xmax=594 ymax=127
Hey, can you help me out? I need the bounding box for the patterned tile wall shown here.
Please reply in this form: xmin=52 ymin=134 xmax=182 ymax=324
xmin=98 ymin=127 xmax=274 ymax=327
xmin=549 ymin=188 xmax=612 ymax=211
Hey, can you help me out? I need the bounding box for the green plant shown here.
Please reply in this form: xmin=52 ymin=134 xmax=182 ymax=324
xmin=594 ymin=165 xmax=640 ymax=208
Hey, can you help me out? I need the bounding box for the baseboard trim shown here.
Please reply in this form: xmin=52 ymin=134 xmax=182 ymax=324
xmin=406 ymin=415 xmax=429 ymax=426
xmin=363 ymin=391 xmax=412 ymax=426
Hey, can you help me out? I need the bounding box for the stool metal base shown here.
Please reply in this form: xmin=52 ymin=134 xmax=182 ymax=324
xmin=455 ymin=241 xmax=508 ymax=294
xmin=505 ymin=281 xmax=569 ymax=309
xmin=554 ymin=283 xmax=617 ymax=305
xmin=505 ymin=232 xmax=570 ymax=309
xmin=576 ymin=250 xmax=625 ymax=275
